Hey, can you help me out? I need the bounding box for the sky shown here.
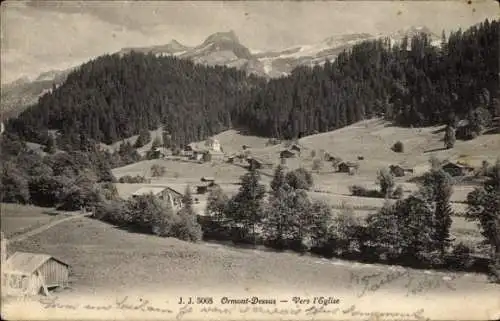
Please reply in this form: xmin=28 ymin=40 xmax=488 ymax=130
xmin=1 ymin=0 xmax=498 ymax=84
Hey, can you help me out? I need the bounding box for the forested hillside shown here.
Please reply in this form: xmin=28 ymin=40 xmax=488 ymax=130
xmin=7 ymin=19 xmax=498 ymax=149
xmin=240 ymin=19 xmax=499 ymax=138
xmin=8 ymin=54 xmax=263 ymax=149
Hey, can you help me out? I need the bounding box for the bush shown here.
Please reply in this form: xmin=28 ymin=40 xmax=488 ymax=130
xmin=377 ymin=168 xmax=395 ymax=197
xmin=1 ymin=162 xmax=30 ymax=204
xmin=94 ymin=199 xmax=128 ymax=224
xmin=286 ymin=168 xmax=314 ymax=190
xmin=202 ymin=152 xmax=212 ymax=162
xmin=325 ymin=209 xmax=363 ymax=257
xmin=171 ymin=209 xmax=203 ymax=242
xmin=99 ymin=182 xmax=119 ymax=201
xmin=366 ymin=196 xmax=436 ymax=264
xmin=134 ymin=129 xmax=151 ymax=148
xmin=446 ymin=242 xmax=474 ymax=270
xmin=312 ymin=158 xmax=323 ymax=172
xmin=349 ymin=185 xmax=382 ymax=198
xmin=392 ymin=141 xmax=404 ymax=153
xmin=392 ymin=185 xmax=404 ymax=199
xmin=118 ymin=175 xmax=148 ymax=183
xmin=150 ymin=164 xmax=166 ymax=177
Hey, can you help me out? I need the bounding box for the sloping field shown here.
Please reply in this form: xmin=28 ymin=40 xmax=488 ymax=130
xmin=6 ymin=217 xmax=494 ymax=296
xmin=0 ymin=203 xmax=72 ymax=238
xmin=194 ymin=129 xmax=271 ymax=154
xmin=112 ymin=158 xmax=250 ymax=183
xmin=247 ymin=118 xmax=499 ymax=175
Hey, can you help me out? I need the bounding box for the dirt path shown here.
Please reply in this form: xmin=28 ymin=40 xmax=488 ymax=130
xmin=6 ymin=212 xmax=92 ymax=245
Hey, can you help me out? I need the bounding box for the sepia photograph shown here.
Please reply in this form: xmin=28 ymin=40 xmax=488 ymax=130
xmin=1 ymin=0 xmax=499 ymax=320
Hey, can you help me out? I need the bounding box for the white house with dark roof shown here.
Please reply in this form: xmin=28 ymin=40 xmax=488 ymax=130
xmin=131 ymin=186 xmax=184 ymax=210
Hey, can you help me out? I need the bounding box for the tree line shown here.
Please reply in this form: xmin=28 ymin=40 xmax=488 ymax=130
xmin=6 ymin=19 xmax=498 ymax=150
xmin=201 ymin=162 xmax=499 ymax=280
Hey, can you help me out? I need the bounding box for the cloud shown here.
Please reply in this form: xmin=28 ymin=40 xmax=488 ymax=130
xmin=1 ymin=0 xmax=498 ymax=84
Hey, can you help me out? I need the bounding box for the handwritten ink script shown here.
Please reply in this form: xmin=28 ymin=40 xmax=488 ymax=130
xmin=37 ymin=296 xmax=430 ymax=321
xmin=349 ymin=270 xmax=458 ymax=298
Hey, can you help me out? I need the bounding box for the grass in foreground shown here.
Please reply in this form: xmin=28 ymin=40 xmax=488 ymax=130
xmin=8 ymin=216 xmax=495 ymax=296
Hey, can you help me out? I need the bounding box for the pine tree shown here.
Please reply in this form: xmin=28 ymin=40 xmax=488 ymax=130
xmin=226 ymin=167 xmax=266 ymax=243
xmin=419 ymin=168 xmax=454 ymax=258
xmin=444 ymin=125 xmax=456 ymax=149
xmin=44 ymin=136 xmax=57 ymax=154
xmin=205 ymin=185 xmax=229 ymax=222
xmin=377 ymin=168 xmax=395 ymax=198
xmin=270 ymin=165 xmax=288 ymax=197
xmin=466 ymin=159 xmax=500 ymax=282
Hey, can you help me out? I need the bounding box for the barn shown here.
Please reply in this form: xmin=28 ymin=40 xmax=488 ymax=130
xmin=280 ymin=149 xmax=296 ymax=159
xmin=2 ymin=252 xmax=70 ymax=296
xmin=441 ymin=162 xmax=474 ymax=177
xmin=131 ymin=186 xmax=184 ymax=209
xmin=338 ymin=161 xmax=359 ymax=174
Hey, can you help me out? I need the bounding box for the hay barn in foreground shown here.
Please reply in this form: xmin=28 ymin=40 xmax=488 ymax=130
xmin=2 ymin=252 xmax=70 ymax=296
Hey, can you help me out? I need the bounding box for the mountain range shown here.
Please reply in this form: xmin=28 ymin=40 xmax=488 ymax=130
xmin=1 ymin=27 xmax=440 ymax=118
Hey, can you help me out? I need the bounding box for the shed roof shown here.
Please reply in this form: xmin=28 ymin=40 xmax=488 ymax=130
xmin=5 ymin=252 xmax=69 ymax=275
xmin=132 ymin=186 xmax=167 ymax=196
xmin=442 ymin=161 xmax=474 ymax=169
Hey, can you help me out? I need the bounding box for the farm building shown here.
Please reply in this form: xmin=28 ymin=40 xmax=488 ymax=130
xmin=2 ymin=251 xmax=70 ymax=296
xmin=441 ymin=162 xmax=474 ymax=177
xmin=201 ymin=176 xmax=215 ymax=183
xmin=207 ymin=150 xmax=225 ymax=162
xmin=131 ymin=186 xmax=184 ymax=209
xmin=338 ymin=161 xmax=359 ymax=174
xmin=290 ymin=143 xmax=303 ymax=154
xmin=280 ymin=149 xmax=296 ymax=159
xmin=196 ymin=181 xmax=218 ymax=194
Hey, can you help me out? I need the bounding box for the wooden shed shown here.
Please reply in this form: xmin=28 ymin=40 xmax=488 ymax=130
xmin=338 ymin=161 xmax=359 ymax=173
xmin=441 ymin=162 xmax=474 ymax=177
xmin=280 ymin=149 xmax=296 ymax=159
xmin=2 ymin=252 xmax=70 ymax=296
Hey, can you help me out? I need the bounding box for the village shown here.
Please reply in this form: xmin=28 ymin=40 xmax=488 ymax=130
xmin=2 ymin=118 xmax=498 ymax=299
xmin=1 ymin=3 xmax=499 ymax=320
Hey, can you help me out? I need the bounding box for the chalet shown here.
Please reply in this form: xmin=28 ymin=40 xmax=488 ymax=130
xmin=201 ymin=176 xmax=215 ymax=183
xmin=441 ymin=162 xmax=474 ymax=177
xmin=131 ymin=186 xmax=183 ymax=209
xmin=338 ymin=161 xmax=359 ymax=174
xmin=196 ymin=181 xmax=218 ymax=194
xmin=2 ymin=251 xmax=70 ymax=296
xmin=280 ymin=149 xmax=296 ymax=159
